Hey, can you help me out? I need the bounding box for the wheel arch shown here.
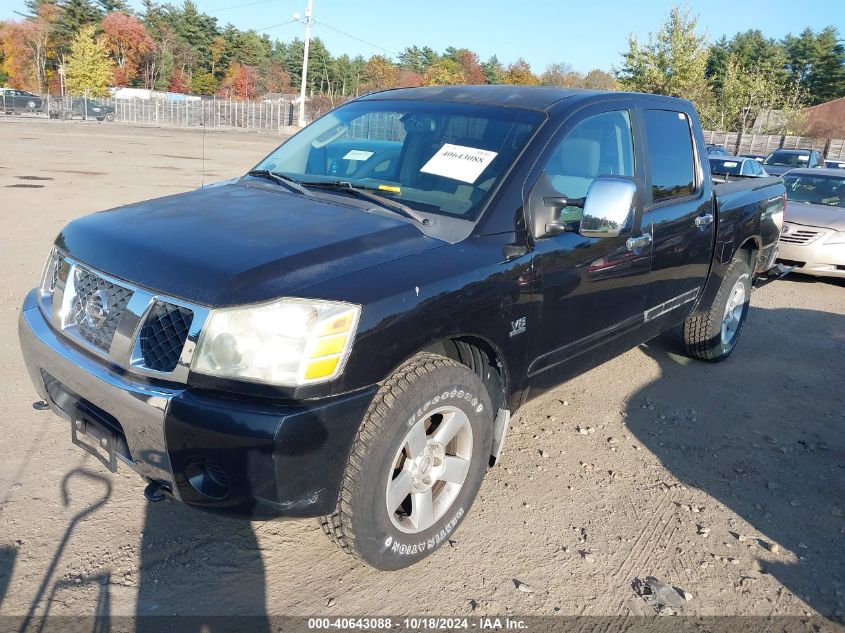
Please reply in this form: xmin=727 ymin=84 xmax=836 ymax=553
xmin=420 ymin=335 xmax=509 ymax=417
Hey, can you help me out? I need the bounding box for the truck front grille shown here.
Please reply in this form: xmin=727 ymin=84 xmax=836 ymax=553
xmin=139 ymin=302 xmax=194 ymax=372
xmin=70 ymin=268 xmax=134 ymax=350
xmin=38 ymin=252 xmax=208 ymax=384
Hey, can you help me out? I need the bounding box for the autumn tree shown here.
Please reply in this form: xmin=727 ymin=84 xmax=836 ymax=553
xmin=102 ymin=12 xmax=153 ymax=86
xmin=455 ymin=50 xmax=485 ymax=84
xmin=502 ymin=58 xmax=539 ymax=85
xmin=64 ymin=23 xmax=113 ymax=95
xmin=361 ymin=54 xmax=398 ymax=92
xmin=423 ymin=57 xmax=465 ymax=85
xmin=0 ymin=19 xmax=51 ymax=92
xmin=540 ymin=62 xmax=581 ymax=87
xmin=220 ymin=61 xmax=257 ymax=99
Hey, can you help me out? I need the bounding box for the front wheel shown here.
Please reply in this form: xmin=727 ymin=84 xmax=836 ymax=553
xmin=683 ymin=257 xmax=752 ymax=361
xmin=320 ymin=353 xmax=493 ymax=570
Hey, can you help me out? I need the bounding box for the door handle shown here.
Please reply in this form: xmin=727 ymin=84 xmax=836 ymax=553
xmin=695 ymin=213 xmax=714 ymax=228
xmin=626 ymin=233 xmax=652 ymax=252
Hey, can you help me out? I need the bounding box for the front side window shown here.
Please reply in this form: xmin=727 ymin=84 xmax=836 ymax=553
xmin=255 ymin=100 xmax=544 ymax=220
xmin=643 ymin=110 xmax=696 ymax=202
xmin=543 ymin=110 xmax=634 ymax=223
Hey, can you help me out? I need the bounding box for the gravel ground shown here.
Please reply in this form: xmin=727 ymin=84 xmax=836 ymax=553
xmin=0 ymin=119 xmax=843 ymax=626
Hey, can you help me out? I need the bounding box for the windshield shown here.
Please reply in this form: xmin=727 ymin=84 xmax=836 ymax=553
xmin=709 ymin=158 xmax=742 ymax=175
xmin=253 ymin=99 xmax=544 ymax=220
xmin=783 ymin=174 xmax=845 ymax=207
xmin=764 ymin=152 xmax=809 ymax=167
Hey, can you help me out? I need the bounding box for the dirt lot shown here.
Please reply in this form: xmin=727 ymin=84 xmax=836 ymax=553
xmin=1 ymin=119 xmax=843 ymax=626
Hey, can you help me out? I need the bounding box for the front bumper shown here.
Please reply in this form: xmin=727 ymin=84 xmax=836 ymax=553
xmin=777 ymin=225 xmax=845 ymax=279
xmin=18 ymin=289 xmax=377 ymax=518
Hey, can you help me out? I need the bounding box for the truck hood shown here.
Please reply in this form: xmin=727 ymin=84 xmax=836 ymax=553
xmin=785 ymin=202 xmax=845 ymax=232
xmin=57 ymin=181 xmax=445 ymax=306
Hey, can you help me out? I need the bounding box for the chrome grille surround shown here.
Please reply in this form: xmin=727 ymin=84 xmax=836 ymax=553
xmin=37 ymin=251 xmax=209 ymax=384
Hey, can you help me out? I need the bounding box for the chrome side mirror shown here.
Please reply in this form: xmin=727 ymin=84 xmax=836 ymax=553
xmin=579 ymin=177 xmax=637 ymax=238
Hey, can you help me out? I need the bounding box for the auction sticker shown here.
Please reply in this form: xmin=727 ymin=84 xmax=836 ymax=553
xmin=420 ymin=143 xmax=498 ymax=183
xmin=343 ymin=149 xmax=375 ymax=161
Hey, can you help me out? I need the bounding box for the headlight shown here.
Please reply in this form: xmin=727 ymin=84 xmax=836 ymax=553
xmin=40 ymin=247 xmax=60 ymax=295
xmin=826 ymin=231 xmax=845 ymax=246
xmin=192 ymin=297 xmax=361 ymax=386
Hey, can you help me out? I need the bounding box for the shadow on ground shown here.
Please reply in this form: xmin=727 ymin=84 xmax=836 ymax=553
xmin=135 ymin=500 xmax=270 ymax=632
xmin=625 ymin=304 xmax=845 ymax=620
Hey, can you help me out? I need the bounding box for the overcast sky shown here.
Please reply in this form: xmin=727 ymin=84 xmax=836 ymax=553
xmin=3 ymin=0 xmax=843 ymax=73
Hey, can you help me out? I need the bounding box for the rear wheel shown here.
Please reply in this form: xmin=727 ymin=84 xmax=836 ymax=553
xmin=320 ymin=352 xmax=493 ymax=570
xmin=683 ymin=257 xmax=752 ymax=361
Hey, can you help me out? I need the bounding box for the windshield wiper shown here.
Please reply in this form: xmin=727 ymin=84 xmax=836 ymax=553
xmin=246 ymin=169 xmax=312 ymax=196
xmin=300 ymin=181 xmax=431 ymax=226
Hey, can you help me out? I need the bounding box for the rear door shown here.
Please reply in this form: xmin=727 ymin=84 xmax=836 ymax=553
xmin=638 ymin=106 xmax=715 ymax=322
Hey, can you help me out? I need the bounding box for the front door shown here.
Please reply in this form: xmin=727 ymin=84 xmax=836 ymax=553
xmin=527 ymin=104 xmax=651 ymax=378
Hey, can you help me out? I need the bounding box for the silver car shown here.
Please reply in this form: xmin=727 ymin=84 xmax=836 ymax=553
xmin=778 ymin=168 xmax=845 ymax=279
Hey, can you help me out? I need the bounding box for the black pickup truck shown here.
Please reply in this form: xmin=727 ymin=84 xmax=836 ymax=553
xmin=19 ymin=86 xmax=785 ymax=570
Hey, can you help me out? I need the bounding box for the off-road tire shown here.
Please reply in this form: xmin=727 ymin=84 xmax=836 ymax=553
xmin=683 ymin=257 xmax=752 ymax=361
xmin=320 ymin=352 xmax=493 ymax=570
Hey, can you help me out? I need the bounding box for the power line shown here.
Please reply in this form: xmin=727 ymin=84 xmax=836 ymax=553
xmin=207 ymin=0 xmax=276 ymax=13
xmin=314 ymin=20 xmax=397 ymax=56
xmin=254 ymin=18 xmax=299 ymax=32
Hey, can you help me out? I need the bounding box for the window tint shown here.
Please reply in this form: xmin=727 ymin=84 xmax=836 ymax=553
xmin=643 ymin=110 xmax=696 ymax=202
xmin=544 ymin=110 xmax=634 ymax=222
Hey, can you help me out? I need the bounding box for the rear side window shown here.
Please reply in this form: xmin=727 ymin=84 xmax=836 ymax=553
xmin=643 ymin=110 xmax=696 ymax=202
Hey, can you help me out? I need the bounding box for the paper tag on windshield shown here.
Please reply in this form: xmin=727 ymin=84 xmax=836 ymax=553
xmin=724 ymin=162 xmax=738 ymax=168
xmin=798 ymin=155 xmax=809 ymax=160
xmin=420 ymin=143 xmax=498 ymax=184
xmin=343 ymin=150 xmax=374 ymax=161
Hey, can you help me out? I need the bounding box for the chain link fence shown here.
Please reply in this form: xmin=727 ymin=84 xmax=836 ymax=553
xmin=5 ymin=93 xmax=845 ymax=158
xmin=2 ymin=94 xmax=307 ymax=132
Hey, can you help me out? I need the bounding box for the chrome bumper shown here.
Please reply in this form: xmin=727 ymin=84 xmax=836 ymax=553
xmin=19 ymin=289 xmax=182 ymax=494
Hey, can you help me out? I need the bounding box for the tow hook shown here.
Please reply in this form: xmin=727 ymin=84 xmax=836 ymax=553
xmin=144 ymin=480 xmax=169 ymax=503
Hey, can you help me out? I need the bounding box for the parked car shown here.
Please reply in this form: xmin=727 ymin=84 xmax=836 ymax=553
xmin=777 ymin=168 xmax=845 ymax=279
xmin=709 ymin=156 xmax=769 ymax=180
xmin=706 ymin=143 xmax=732 ymax=156
xmin=59 ymin=98 xmax=116 ymax=122
xmin=740 ymin=153 xmax=767 ymax=163
xmin=1 ymin=88 xmax=43 ymax=114
xmin=19 ymin=86 xmax=785 ymax=570
xmin=762 ymin=148 xmax=823 ymax=176
xmin=824 ymin=159 xmax=845 ymax=170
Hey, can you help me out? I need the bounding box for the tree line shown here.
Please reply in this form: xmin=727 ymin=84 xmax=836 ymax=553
xmin=1 ymin=2 xmax=843 ymax=134
xmin=618 ymin=8 xmax=845 ymax=135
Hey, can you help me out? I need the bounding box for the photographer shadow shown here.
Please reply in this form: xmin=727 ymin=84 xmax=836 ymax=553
xmin=625 ymin=305 xmax=845 ymax=620
xmin=136 ymin=499 xmax=270 ymax=632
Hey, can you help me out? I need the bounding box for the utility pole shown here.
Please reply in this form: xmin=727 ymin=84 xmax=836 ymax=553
xmin=297 ymin=0 xmax=313 ymax=127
